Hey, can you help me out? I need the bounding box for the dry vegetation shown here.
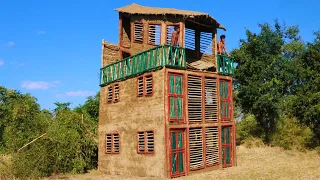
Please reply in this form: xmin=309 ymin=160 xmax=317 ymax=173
xmin=43 ymin=145 xmax=320 ymax=180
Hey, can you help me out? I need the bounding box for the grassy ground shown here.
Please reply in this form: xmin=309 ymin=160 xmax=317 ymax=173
xmin=44 ymin=146 xmax=320 ymax=180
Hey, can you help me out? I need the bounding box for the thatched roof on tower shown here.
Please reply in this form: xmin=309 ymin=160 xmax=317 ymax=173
xmin=115 ymin=3 xmax=226 ymax=31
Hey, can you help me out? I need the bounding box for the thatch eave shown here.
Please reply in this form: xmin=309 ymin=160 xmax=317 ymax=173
xmin=115 ymin=3 xmax=226 ymax=31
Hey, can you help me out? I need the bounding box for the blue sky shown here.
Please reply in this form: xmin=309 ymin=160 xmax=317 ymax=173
xmin=0 ymin=0 xmax=319 ymax=110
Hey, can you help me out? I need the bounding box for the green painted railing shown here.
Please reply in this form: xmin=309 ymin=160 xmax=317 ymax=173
xmin=217 ymin=54 xmax=235 ymax=75
xmin=100 ymin=45 xmax=186 ymax=86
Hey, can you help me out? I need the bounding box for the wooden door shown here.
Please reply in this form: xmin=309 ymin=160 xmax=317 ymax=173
xmin=222 ymin=126 xmax=232 ymax=167
xmin=169 ymin=129 xmax=186 ymax=178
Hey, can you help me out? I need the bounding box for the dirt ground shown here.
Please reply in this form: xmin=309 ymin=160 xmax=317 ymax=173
xmin=45 ymin=146 xmax=320 ymax=180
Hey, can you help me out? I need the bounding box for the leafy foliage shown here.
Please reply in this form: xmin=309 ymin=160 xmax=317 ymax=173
xmin=232 ymin=21 xmax=310 ymax=143
xmin=0 ymin=86 xmax=99 ymax=178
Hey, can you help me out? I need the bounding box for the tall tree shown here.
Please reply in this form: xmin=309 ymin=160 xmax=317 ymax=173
xmin=232 ymin=21 xmax=303 ymax=143
xmin=288 ymin=32 xmax=320 ymax=146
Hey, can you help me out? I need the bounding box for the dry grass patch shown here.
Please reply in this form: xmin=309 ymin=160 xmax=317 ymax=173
xmin=43 ymin=146 xmax=320 ymax=180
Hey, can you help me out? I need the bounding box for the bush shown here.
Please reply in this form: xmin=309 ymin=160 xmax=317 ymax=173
xmin=11 ymin=109 xmax=98 ymax=179
xmin=236 ymin=114 xmax=263 ymax=144
xmin=271 ymin=117 xmax=313 ymax=150
xmin=242 ymin=137 xmax=265 ymax=148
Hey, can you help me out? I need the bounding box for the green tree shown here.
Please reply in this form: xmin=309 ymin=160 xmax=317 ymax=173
xmin=232 ymin=21 xmax=303 ymax=143
xmin=53 ymin=102 xmax=71 ymax=112
xmin=74 ymin=92 xmax=100 ymax=122
xmin=0 ymin=86 xmax=47 ymax=152
xmin=287 ymin=32 xmax=320 ymax=147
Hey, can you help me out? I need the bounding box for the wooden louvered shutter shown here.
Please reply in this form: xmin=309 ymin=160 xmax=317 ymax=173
xmin=146 ymin=131 xmax=154 ymax=152
xmin=106 ymin=133 xmax=119 ymax=154
xmin=148 ymin=24 xmax=161 ymax=46
xmin=106 ymin=134 xmax=112 ymax=153
xmin=189 ymin=128 xmax=204 ymax=169
xmin=205 ymin=78 xmax=218 ymax=122
xmin=107 ymin=86 xmax=113 ymax=103
xmin=138 ymin=132 xmax=145 ymax=152
xmin=113 ymin=133 xmax=119 ymax=153
xmin=138 ymin=131 xmax=154 ymax=153
xmin=113 ymin=84 xmax=119 ymax=103
xmin=137 ymin=77 xmax=144 ymax=96
xmin=134 ymin=23 xmax=143 ymax=43
xmin=145 ymin=75 xmax=153 ymax=95
xmin=205 ymin=127 xmax=219 ymax=166
xmin=188 ymin=75 xmax=202 ymax=123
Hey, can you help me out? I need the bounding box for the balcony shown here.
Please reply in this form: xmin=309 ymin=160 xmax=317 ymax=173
xmin=217 ymin=54 xmax=235 ymax=75
xmin=100 ymin=45 xmax=186 ymax=86
xmin=100 ymin=45 xmax=235 ymax=86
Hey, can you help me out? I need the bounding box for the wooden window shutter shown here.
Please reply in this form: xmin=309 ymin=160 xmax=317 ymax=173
xmin=113 ymin=133 xmax=119 ymax=153
xmin=145 ymin=75 xmax=153 ymax=95
xmin=106 ymin=134 xmax=112 ymax=153
xmin=113 ymin=84 xmax=119 ymax=103
xmin=146 ymin=131 xmax=154 ymax=152
xmin=205 ymin=127 xmax=219 ymax=166
xmin=188 ymin=75 xmax=202 ymax=123
xmin=205 ymin=78 xmax=218 ymax=122
xmin=107 ymin=86 xmax=113 ymax=103
xmin=137 ymin=77 xmax=144 ymax=96
xmin=134 ymin=22 xmax=144 ymax=43
xmin=189 ymin=128 xmax=204 ymax=169
xmin=138 ymin=132 xmax=145 ymax=152
xmin=137 ymin=131 xmax=154 ymax=153
xmin=148 ymin=24 xmax=161 ymax=45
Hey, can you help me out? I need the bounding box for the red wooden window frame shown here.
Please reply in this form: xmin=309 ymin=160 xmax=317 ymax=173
xmin=169 ymin=129 xmax=186 ymax=178
xmin=105 ymin=132 xmax=120 ymax=154
xmin=136 ymin=131 xmax=155 ymax=154
xmin=106 ymin=84 xmax=120 ymax=104
xmin=220 ymin=79 xmax=232 ymax=121
xmin=168 ymin=73 xmax=185 ymax=123
xmin=222 ymin=126 xmax=233 ymax=167
xmin=147 ymin=23 xmax=162 ymax=46
xmin=132 ymin=21 xmax=144 ymax=44
xmin=137 ymin=74 xmax=153 ymax=97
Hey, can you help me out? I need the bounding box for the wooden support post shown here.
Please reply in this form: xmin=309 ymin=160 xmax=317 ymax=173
xmin=213 ymin=28 xmax=218 ymax=69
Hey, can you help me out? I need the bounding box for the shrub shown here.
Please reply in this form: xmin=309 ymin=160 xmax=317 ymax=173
xmin=242 ymin=137 xmax=265 ymax=148
xmin=236 ymin=114 xmax=263 ymax=144
xmin=271 ymin=117 xmax=313 ymax=150
xmin=11 ymin=109 xmax=97 ymax=179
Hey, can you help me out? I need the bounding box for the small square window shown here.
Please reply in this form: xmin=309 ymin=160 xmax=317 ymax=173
xmin=137 ymin=131 xmax=154 ymax=154
xmin=106 ymin=133 xmax=119 ymax=154
xmin=106 ymin=84 xmax=120 ymax=104
xmin=137 ymin=74 xmax=153 ymax=97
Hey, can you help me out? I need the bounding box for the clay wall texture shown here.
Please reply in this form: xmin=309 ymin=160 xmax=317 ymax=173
xmin=98 ymin=69 xmax=166 ymax=178
xmin=101 ymin=41 xmax=120 ymax=67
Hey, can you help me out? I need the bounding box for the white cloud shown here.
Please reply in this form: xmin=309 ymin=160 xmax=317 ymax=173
xmin=36 ymin=30 xmax=47 ymax=35
xmin=65 ymin=91 xmax=95 ymax=97
xmin=0 ymin=60 xmax=4 ymax=66
xmin=21 ymin=81 xmax=60 ymax=90
xmin=7 ymin=41 xmax=15 ymax=47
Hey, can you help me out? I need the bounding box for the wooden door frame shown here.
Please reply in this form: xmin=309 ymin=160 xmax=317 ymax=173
xmin=169 ymin=128 xmax=186 ymax=178
xmin=221 ymin=126 xmax=233 ymax=168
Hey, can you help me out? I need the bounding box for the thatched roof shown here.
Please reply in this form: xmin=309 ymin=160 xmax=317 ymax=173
xmin=115 ymin=3 xmax=226 ymax=31
xmin=187 ymin=60 xmax=216 ymax=70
